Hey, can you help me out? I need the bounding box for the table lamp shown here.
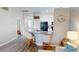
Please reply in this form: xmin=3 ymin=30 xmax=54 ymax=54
xmin=67 ymin=31 xmax=78 ymax=40
xmin=66 ymin=31 xmax=79 ymax=48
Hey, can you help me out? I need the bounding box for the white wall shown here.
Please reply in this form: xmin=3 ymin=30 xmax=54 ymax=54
xmin=52 ymin=8 xmax=70 ymax=44
xmin=69 ymin=8 xmax=79 ymax=31
xmin=0 ymin=8 xmax=22 ymax=45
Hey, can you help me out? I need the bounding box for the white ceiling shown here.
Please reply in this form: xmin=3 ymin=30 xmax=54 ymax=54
xmin=17 ymin=7 xmax=54 ymax=14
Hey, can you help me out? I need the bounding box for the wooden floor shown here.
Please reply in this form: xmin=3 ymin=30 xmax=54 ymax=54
xmin=0 ymin=35 xmax=25 ymax=52
xmin=0 ymin=35 xmax=38 ymax=52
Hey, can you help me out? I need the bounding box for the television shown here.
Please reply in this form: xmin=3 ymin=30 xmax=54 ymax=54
xmin=40 ymin=22 xmax=48 ymax=31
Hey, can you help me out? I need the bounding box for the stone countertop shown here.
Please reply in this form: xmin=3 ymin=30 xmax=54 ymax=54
xmin=30 ymin=31 xmax=53 ymax=35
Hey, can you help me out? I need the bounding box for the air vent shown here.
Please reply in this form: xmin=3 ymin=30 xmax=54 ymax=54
xmin=22 ymin=10 xmax=29 ymax=12
xmin=33 ymin=16 xmax=40 ymax=19
xmin=1 ymin=7 xmax=8 ymax=11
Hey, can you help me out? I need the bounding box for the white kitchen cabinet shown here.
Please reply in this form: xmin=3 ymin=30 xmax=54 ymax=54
xmin=34 ymin=31 xmax=53 ymax=46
